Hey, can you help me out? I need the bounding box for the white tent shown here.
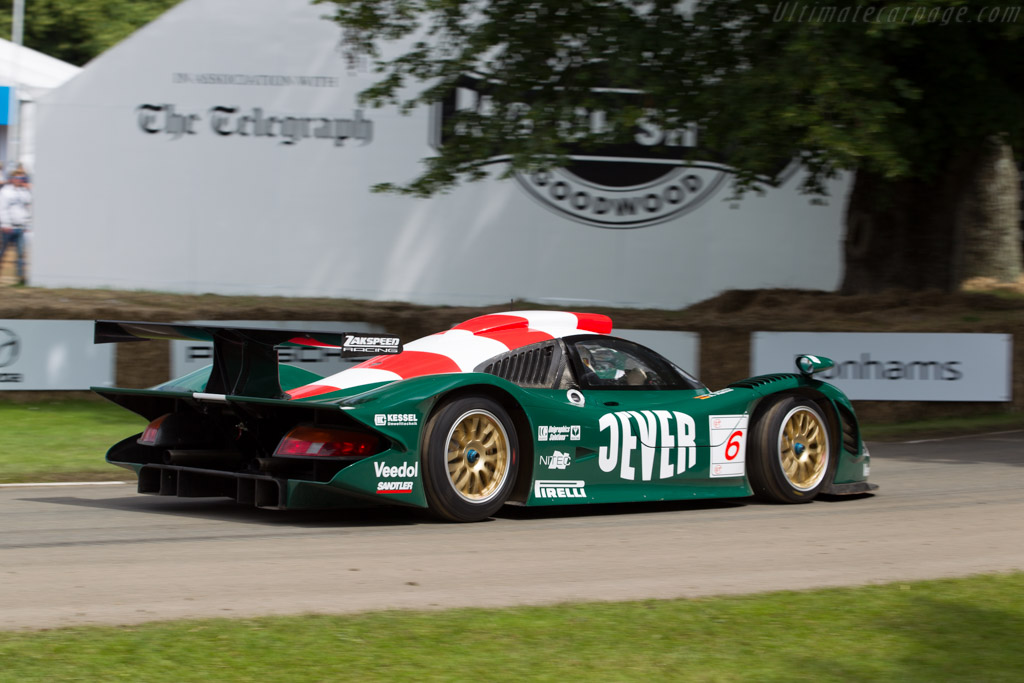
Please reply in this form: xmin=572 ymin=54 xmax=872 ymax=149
xmin=0 ymin=37 xmax=81 ymax=172
xmin=34 ymin=0 xmax=848 ymax=307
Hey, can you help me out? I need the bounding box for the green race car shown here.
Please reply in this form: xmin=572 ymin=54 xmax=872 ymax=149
xmin=93 ymin=311 xmax=874 ymax=522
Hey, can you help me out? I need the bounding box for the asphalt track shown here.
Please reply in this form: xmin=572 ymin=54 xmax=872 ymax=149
xmin=2 ymin=431 xmax=1022 ymax=631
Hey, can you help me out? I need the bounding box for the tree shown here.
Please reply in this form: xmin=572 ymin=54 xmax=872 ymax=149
xmin=318 ymin=0 xmax=1024 ymax=293
xmin=0 ymin=0 xmax=182 ymax=66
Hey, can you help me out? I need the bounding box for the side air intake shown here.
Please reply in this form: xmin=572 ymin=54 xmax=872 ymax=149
xmin=727 ymin=373 xmax=801 ymax=390
xmin=478 ymin=342 xmax=562 ymax=388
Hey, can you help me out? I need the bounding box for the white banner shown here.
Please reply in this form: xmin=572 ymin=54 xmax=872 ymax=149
xmin=0 ymin=320 xmax=116 ymax=390
xmin=751 ymin=332 xmax=1013 ymax=401
xmin=34 ymin=0 xmax=848 ymax=310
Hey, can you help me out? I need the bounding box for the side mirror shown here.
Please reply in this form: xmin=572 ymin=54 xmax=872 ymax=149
xmin=796 ymin=354 xmax=835 ymax=376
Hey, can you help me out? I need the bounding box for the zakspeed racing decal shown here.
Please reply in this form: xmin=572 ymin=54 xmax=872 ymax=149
xmin=374 ymin=460 xmax=418 ymax=494
xmin=709 ymin=415 xmax=748 ymax=478
xmin=343 ymin=334 xmax=401 ymax=354
xmin=599 ymin=410 xmax=697 ymax=481
xmin=534 ymin=480 xmax=587 ymax=499
xmin=540 ymin=450 xmax=571 ymax=470
xmin=538 ymin=425 xmax=581 ymax=442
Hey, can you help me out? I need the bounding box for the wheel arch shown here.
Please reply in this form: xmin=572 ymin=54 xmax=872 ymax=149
xmin=424 ymin=383 xmax=535 ymax=504
xmin=750 ymin=388 xmax=842 ymax=466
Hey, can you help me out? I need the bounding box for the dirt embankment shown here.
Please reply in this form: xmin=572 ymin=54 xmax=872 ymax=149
xmin=2 ymin=286 xmax=1022 ymax=423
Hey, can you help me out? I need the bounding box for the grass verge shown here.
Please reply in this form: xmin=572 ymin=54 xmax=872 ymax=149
xmin=859 ymin=410 xmax=1024 ymax=441
xmin=0 ymin=400 xmax=145 ymax=483
xmin=1 ymin=573 xmax=1022 ymax=681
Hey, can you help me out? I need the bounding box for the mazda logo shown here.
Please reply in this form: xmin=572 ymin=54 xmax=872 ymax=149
xmin=0 ymin=328 xmax=20 ymax=368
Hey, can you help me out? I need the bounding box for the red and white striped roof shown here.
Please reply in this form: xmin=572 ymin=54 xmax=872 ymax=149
xmin=287 ymin=311 xmax=612 ymax=399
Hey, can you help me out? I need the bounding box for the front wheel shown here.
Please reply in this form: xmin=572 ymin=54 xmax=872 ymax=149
xmin=748 ymin=397 xmax=836 ymax=503
xmin=421 ymin=396 xmax=519 ymax=522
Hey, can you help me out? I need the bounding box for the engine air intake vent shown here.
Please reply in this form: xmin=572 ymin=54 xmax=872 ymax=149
xmin=727 ymin=373 xmax=799 ymax=390
xmin=479 ymin=343 xmax=559 ymax=388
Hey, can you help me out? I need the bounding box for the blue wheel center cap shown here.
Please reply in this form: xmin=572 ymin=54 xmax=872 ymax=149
xmin=794 ymin=442 xmax=805 ymax=456
xmin=466 ymin=449 xmax=479 ymax=464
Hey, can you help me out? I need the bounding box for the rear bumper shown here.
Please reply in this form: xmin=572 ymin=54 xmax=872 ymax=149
xmin=124 ymin=463 xmax=378 ymax=510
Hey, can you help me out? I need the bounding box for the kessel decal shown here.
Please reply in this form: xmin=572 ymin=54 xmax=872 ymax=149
xmin=374 ymin=413 xmax=418 ymax=427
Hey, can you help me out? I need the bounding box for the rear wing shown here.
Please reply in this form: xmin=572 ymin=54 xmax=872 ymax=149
xmin=95 ymin=320 xmax=402 ymax=399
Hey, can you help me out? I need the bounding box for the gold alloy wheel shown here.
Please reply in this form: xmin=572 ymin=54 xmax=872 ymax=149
xmin=778 ymin=407 xmax=828 ymax=491
xmin=444 ymin=409 xmax=510 ymax=503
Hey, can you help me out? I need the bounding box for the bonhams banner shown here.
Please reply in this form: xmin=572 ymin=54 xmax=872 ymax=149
xmin=751 ymin=332 xmax=1013 ymax=401
xmin=0 ymin=320 xmax=115 ymax=390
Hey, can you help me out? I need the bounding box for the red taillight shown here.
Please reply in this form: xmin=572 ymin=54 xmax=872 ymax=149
xmin=138 ymin=414 xmax=170 ymax=445
xmin=274 ymin=426 xmax=381 ymax=458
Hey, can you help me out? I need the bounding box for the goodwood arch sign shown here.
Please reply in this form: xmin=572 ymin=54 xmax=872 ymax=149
xmin=431 ymin=76 xmax=763 ymax=229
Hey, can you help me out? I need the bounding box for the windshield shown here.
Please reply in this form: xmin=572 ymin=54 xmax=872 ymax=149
xmin=568 ymin=336 xmax=704 ymax=391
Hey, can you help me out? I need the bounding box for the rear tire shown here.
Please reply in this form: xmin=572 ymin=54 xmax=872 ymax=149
xmin=748 ymin=397 xmax=835 ymax=503
xmin=421 ymin=396 xmax=519 ymax=522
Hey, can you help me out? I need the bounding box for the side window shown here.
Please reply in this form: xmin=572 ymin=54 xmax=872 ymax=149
xmin=569 ymin=337 xmax=702 ymax=390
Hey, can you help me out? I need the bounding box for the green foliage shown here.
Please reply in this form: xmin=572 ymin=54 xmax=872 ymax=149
xmin=0 ymin=0 xmax=182 ymax=66
xmin=2 ymin=573 xmax=1024 ymax=681
xmin=317 ymin=0 xmax=1024 ymax=196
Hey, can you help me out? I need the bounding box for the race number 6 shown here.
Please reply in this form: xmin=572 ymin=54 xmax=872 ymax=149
xmin=725 ymin=430 xmax=744 ymax=461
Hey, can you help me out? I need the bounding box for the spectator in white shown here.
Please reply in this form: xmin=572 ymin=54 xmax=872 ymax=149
xmin=0 ymin=173 xmax=31 ymax=286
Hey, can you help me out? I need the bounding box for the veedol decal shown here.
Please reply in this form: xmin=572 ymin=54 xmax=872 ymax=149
xmin=374 ymin=461 xmax=419 ymax=478
xmin=374 ymin=461 xmax=419 ymax=494
xmin=599 ymin=410 xmax=697 ymax=481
